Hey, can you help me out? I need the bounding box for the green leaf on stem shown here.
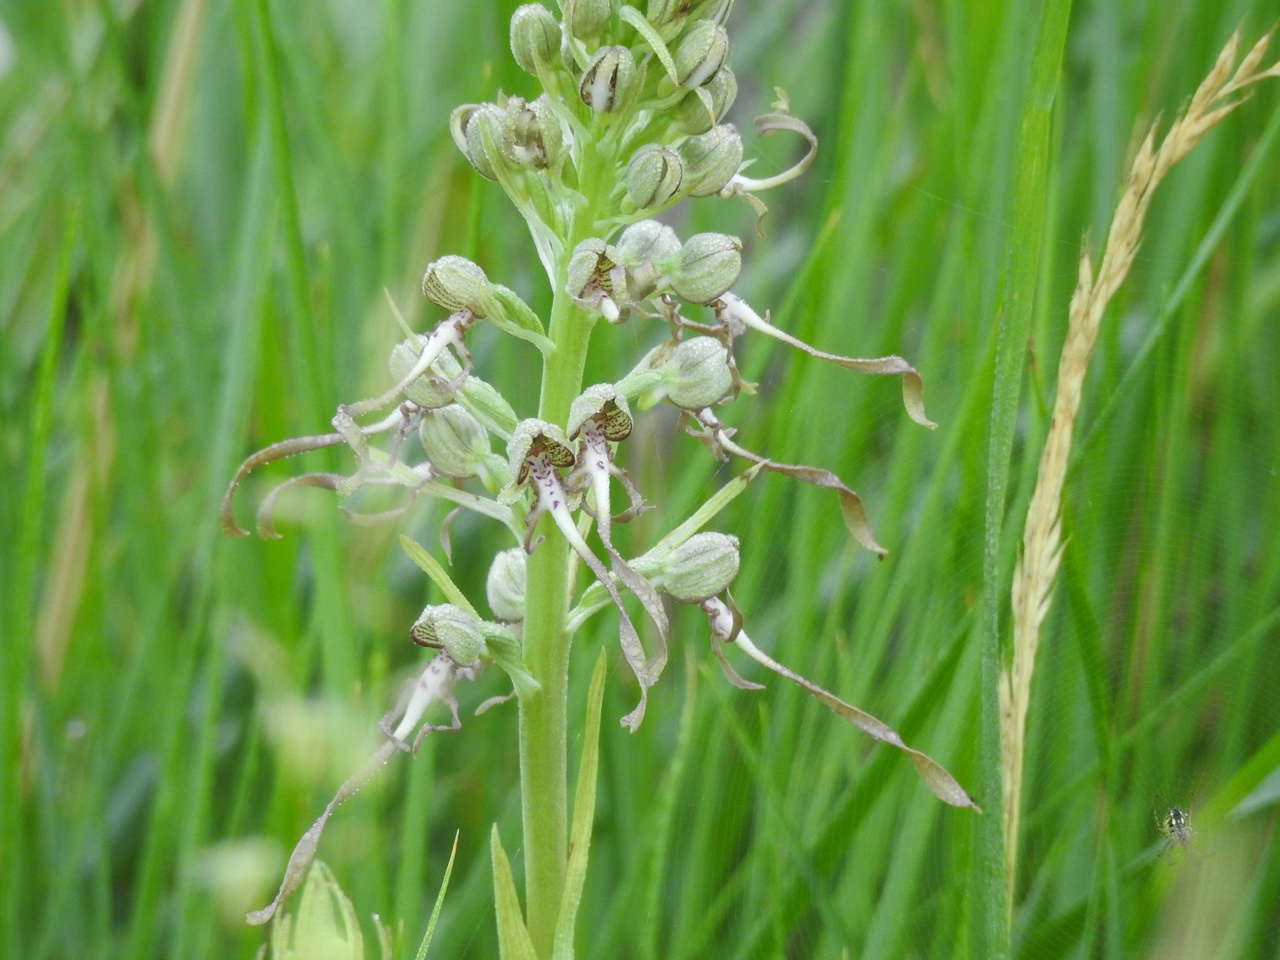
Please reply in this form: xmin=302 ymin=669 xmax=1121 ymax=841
xmin=400 ymin=535 xmax=482 ymax=619
xmin=491 ymin=826 xmax=539 ymax=960
xmin=552 ymin=650 xmax=608 ymax=960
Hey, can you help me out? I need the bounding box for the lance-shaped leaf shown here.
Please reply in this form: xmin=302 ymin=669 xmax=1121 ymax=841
xmin=616 ymin=6 xmax=679 ymax=88
xmin=491 ymin=826 xmax=539 ymax=960
xmin=717 ymin=292 xmax=935 ymax=430
xmin=551 ymin=650 xmax=608 ymax=960
xmin=703 ymin=597 xmax=981 ymax=812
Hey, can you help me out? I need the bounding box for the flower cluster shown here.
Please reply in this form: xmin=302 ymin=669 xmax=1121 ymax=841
xmin=225 ymin=0 xmax=976 ymax=931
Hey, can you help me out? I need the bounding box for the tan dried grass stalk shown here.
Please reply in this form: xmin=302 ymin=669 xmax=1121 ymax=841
xmin=999 ymin=28 xmax=1280 ymax=901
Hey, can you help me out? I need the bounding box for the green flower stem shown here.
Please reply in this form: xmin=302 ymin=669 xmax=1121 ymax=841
xmin=519 ymin=135 xmax=608 ymax=958
xmin=519 ymin=306 xmax=591 ymax=956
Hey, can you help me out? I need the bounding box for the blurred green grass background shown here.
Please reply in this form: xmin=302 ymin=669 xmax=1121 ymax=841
xmin=3 ymin=0 xmax=1279 ymax=957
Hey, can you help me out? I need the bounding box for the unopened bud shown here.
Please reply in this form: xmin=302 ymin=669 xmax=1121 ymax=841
xmin=673 ymin=21 xmax=729 ymax=88
xmin=616 ymin=220 xmax=682 ymax=270
xmin=673 ymin=67 xmax=737 ymax=135
xmin=661 ymin=336 xmax=733 ymax=408
xmin=677 ymin=124 xmax=743 ymax=197
xmin=645 ymin=0 xmax=685 ymax=30
xmin=579 ymin=45 xmax=636 ymax=114
xmin=511 ymin=4 xmax=561 ymax=76
xmin=410 ymin=604 xmax=485 ymax=666
xmin=422 ymin=255 xmax=501 ymax=318
xmin=419 ymin=404 xmax=492 ymax=479
xmin=625 ymin=145 xmax=683 ymax=209
xmin=560 ymin=0 xmax=610 ymax=43
xmin=654 ymin=532 xmax=740 ymax=602
xmin=449 ymin=103 xmax=502 ymax=181
xmin=618 ymin=335 xmax=733 ymax=409
xmin=667 ymin=232 xmax=741 ymax=304
xmin=486 ymin=548 xmax=527 ymax=622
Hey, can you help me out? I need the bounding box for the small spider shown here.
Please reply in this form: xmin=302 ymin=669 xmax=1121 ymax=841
xmin=1158 ymin=806 xmax=1194 ymax=854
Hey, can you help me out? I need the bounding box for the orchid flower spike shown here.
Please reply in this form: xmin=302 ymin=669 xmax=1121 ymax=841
xmin=506 ymin=419 xmax=662 ymax=729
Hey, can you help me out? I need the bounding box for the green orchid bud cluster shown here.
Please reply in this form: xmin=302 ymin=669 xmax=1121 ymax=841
xmin=442 ymin=0 xmax=822 ymax=278
xmin=226 ymin=0 xmax=977 ymax=942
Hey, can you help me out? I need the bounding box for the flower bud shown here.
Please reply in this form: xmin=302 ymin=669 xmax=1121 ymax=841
xmin=560 ymin=0 xmax=610 ymax=43
xmin=486 ymin=548 xmax=527 ymax=622
xmin=615 ymin=220 xmax=682 ymax=270
xmin=667 ymin=232 xmax=741 ymax=303
xmin=686 ymin=0 xmax=734 ymax=21
xmin=449 ymin=103 xmax=502 ymax=180
xmin=579 ymin=45 xmax=636 ymax=114
xmin=422 ymin=255 xmax=501 ymax=318
xmin=410 ymin=604 xmax=485 ymax=666
xmin=645 ymin=0 xmax=685 ymax=30
xmin=664 ymin=337 xmax=734 ymax=408
xmin=615 ymin=220 xmax=682 ymax=300
xmin=625 ymin=145 xmax=683 ymax=210
xmin=673 ymin=21 xmax=729 ymax=88
xmin=510 ymin=4 xmax=561 ymax=76
xmin=653 ymin=532 xmax=740 ymax=602
xmin=418 ymin=404 xmax=492 ymax=479
xmin=567 ymin=383 xmax=633 ymax=441
xmin=673 ymin=67 xmax=737 ymax=135
xmin=677 ymin=123 xmax=743 ymax=197
xmin=502 ymin=95 xmax=566 ymax=170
